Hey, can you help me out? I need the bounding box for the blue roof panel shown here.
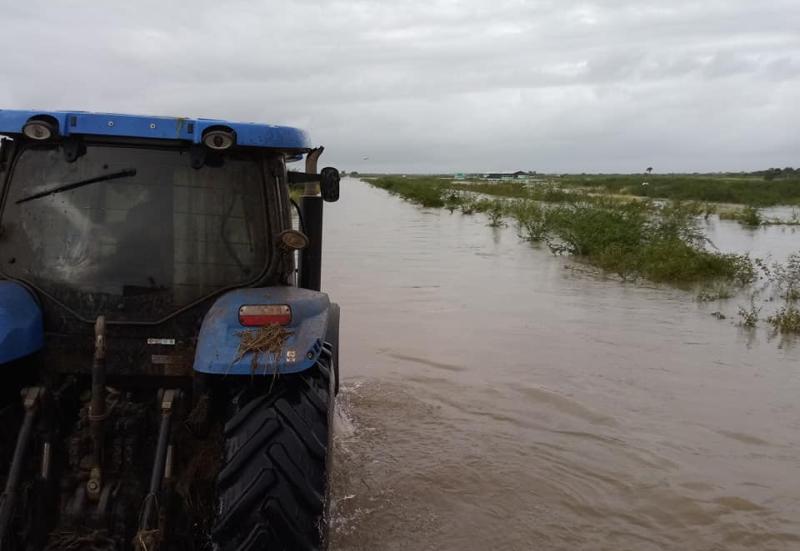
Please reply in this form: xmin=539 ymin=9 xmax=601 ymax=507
xmin=0 ymin=109 xmax=310 ymax=150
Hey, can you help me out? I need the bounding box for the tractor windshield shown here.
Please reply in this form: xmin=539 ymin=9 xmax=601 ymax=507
xmin=1 ymin=144 xmax=270 ymax=322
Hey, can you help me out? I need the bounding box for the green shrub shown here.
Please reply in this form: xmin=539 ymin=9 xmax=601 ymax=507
xmin=485 ymin=202 xmax=506 ymax=227
xmin=542 ymin=201 xmax=752 ymax=283
xmin=738 ymin=296 xmax=761 ymax=328
xmin=767 ymin=305 xmax=800 ymax=334
xmin=512 ymin=202 xmax=548 ymax=241
xmin=772 ymin=253 xmax=800 ymax=301
xmin=738 ymin=206 xmax=762 ymax=227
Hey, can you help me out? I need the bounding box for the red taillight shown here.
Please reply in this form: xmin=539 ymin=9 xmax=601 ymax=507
xmin=238 ymin=305 xmax=292 ymax=326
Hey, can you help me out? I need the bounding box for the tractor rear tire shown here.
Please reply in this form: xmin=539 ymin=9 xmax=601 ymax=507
xmin=211 ymin=359 xmax=333 ymax=551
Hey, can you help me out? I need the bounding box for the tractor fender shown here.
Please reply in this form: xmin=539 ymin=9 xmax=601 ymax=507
xmin=193 ymin=286 xmax=333 ymax=376
xmin=0 ymin=281 xmax=44 ymax=364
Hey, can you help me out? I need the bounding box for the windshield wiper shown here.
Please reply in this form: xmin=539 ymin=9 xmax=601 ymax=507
xmin=15 ymin=169 xmax=137 ymax=204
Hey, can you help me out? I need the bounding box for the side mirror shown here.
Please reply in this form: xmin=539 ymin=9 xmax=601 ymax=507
xmin=319 ymin=167 xmax=340 ymax=202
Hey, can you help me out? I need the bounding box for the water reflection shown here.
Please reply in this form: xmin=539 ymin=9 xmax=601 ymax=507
xmin=704 ymin=215 xmax=798 ymax=263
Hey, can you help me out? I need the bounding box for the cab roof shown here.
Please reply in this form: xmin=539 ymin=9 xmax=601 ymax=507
xmin=0 ymin=109 xmax=310 ymax=151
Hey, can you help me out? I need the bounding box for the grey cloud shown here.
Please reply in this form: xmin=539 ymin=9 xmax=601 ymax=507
xmin=0 ymin=0 xmax=798 ymax=172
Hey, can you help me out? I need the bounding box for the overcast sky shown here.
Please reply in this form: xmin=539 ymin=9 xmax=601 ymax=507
xmin=1 ymin=1 xmax=798 ymax=173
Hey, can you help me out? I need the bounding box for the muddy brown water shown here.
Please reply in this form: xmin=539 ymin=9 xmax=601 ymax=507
xmin=324 ymin=179 xmax=800 ymax=551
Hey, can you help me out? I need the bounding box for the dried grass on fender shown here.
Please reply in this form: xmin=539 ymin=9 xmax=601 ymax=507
xmin=234 ymin=324 xmax=292 ymax=378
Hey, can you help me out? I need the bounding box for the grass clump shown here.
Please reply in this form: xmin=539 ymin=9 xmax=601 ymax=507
xmin=738 ymin=206 xmax=763 ymax=227
xmin=511 ymin=201 xmax=548 ymax=241
xmin=738 ymin=295 xmax=761 ymax=328
xmin=459 ymin=198 xmax=477 ymax=215
xmin=771 ymin=252 xmax=800 ymax=301
xmin=718 ymin=207 xmax=756 ymax=227
xmin=485 ymin=201 xmax=506 ymax=227
xmin=767 ymin=305 xmax=800 ymax=334
xmin=763 ymin=252 xmax=800 ymax=334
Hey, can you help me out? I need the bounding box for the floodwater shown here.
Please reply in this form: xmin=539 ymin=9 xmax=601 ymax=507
xmin=324 ymin=179 xmax=800 ymax=551
xmin=706 ymin=207 xmax=799 ymax=265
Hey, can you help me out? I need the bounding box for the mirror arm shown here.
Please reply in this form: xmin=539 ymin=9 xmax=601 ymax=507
xmin=287 ymin=171 xmax=322 ymax=185
xmin=304 ymin=147 xmax=323 ymax=195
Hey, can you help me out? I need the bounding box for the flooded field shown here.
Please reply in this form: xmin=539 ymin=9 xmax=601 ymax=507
xmin=706 ymin=205 xmax=799 ymax=264
xmin=325 ymin=178 xmax=800 ymax=550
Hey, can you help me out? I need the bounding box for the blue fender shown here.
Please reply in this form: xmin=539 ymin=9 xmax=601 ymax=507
xmin=0 ymin=281 xmax=44 ymax=364
xmin=193 ymin=286 xmax=331 ymax=376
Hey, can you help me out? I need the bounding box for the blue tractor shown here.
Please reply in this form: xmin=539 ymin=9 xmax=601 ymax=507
xmin=0 ymin=110 xmax=341 ymax=550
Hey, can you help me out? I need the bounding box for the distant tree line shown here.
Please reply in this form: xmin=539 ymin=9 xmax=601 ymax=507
xmin=754 ymin=167 xmax=798 ymax=181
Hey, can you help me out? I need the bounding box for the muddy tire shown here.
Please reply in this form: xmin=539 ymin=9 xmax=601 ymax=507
xmin=211 ymin=357 xmax=333 ymax=551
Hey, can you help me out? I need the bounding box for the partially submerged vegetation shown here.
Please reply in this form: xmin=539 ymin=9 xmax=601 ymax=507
xmin=728 ymin=253 xmax=800 ymax=335
xmin=512 ymin=199 xmax=752 ymax=284
xmin=368 ymin=176 xmax=449 ymax=208
xmin=368 ymin=174 xmax=800 ymax=227
xmin=380 ymin=173 xmax=800 ymax=206
xmin=734 ymin=205 xmax=762 ymax=227
xmin=768 ymin=306 xmax=800 ymax=334
xmin=367 ymin=176 xmax=753 ymax=285
xmin=366 ymin=175 xmax=800 ymax=335
xmin=772 ymin=253 xmax=800 ymax=302
xmin=696 ymin=284 xmax=734 ymax=303
xmin=718 ymin=206 xmax=800 ymax=227
xmin=766 ymin=253 xmax=800 ymax=335
xmin=738 ymin=295 xmax=762 ymax=328
xmin=556 ymin=173 xmax=800 ymax=206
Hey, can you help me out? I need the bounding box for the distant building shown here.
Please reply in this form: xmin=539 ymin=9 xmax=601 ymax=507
xmin=484 ymin=171 xmax=533 ymax=182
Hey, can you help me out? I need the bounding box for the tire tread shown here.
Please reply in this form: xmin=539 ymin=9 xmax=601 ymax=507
xmin=212 ymin=364 xmax=331 ymax=551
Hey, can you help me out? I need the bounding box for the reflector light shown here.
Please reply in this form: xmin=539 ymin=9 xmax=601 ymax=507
xmin=22 ymin=120 xmax=56 ymax=141
xmin=239 ymin=304 xmax=291 ymax=326
xmin=203 ymin=129 xmax=235 ymax=150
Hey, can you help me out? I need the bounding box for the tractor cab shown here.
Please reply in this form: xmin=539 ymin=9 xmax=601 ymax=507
xmin=0 ymin=110 xmax=341 ymax=550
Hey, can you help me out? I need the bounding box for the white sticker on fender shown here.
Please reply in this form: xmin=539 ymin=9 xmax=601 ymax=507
xmin=147 ymin=338 xmax=176 ymax=346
